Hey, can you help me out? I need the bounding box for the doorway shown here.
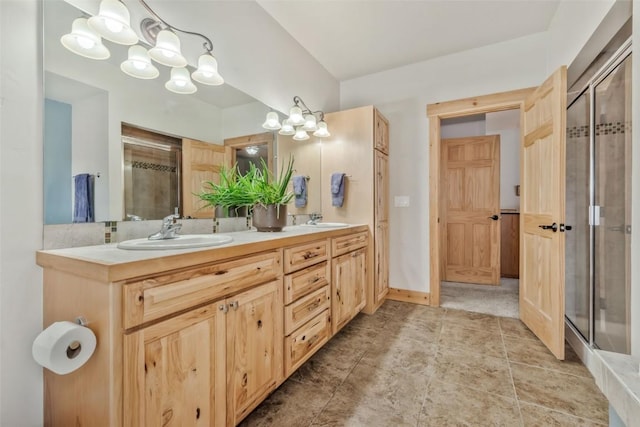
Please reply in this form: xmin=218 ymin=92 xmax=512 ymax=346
xmin=438 ymin=113 xmax=521 ymax=318
xmin=426 ymin=88 xmax=535 ymax=309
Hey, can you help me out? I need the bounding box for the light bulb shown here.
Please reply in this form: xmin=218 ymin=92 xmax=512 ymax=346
xmin=313 ymin=121 xmax=330 ymax=138
xmin=165 ymin=67 xmax=197 ymax=94
xmin=278 ymin=119 xmax=295 ymax=136
xmin=289 ymin=106 xmax=304 ymax=125
xmin=105 ymin=19 xmax=123 ymax=33
xmin=302 ymin=114 xmax=318 ymax=132
xmin=192 ymin=54 xmax=224 ymax=85
xmin=77 ymin=37 xmax=96 ymax=49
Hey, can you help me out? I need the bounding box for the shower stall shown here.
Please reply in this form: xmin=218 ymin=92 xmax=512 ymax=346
xmin=565 ymin=31 xmax=632 ymax=354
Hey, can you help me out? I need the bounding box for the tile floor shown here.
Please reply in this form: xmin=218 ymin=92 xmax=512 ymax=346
xmin=441 ymin=278 xmax=519 ymax=319
xmin=240 ymin=300 xmax=609 ymax=427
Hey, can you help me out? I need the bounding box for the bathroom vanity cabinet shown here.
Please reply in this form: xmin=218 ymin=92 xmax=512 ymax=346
xmin=322 ymin=106 xmax=390 ymax=314
xmin=36 ymin=226 xmax=368 ymax=426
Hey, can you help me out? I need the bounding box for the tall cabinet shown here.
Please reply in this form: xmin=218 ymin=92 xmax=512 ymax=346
xmin=321 ymin=106 xmax=390 ymax=313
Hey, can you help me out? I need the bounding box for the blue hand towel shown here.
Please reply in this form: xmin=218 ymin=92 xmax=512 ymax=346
xmin=73 ymin=173 xmax=95 ymax=223
xmin=292 ymin=175 xmax=307 ymax=208
xmin=331 ymin=172 xmax=346 ymax=207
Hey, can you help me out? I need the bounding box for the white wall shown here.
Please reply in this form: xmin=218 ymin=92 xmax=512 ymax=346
xmin=341 ymin=0 xmax=617 ymax=294
xmin=72 ymin=92 xmax=109 ymax=222
xmin=440 ymin=115 xmax=486 ymax=139
xmin=221 ymin=102 xmax=271 ymax=140
xmin=486 ymin=110 xmax=521 ymax=210
xmin=0 ymin=1 xmax=44 ymax=425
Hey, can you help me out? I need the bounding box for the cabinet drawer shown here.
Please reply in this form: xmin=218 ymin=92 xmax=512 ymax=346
xmin=283 ymin=240 xmax=329 ymax=274
xmin=284 ymin=261 xmax=330 ymax=305
xmin=284 ymin=310 xmax=331 ymax=377
xmin=123 ymin=250 xmax=282 ymax=329
xmin=332 ymin=232 xmax=368 ymax=257
xmin=284 ymin=285 xmax=330 ymax=336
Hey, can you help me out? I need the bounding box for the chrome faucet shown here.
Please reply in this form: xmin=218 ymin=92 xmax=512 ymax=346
xmin=307 ymin=213 xmax=323 ymax=225
xmin=149 ymin=214 xmax=182 ymax=240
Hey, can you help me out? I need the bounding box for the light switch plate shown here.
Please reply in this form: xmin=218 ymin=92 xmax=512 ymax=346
xmin=395 ymin=196 xmax=410 ymax=207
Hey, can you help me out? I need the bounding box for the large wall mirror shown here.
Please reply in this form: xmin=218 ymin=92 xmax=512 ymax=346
xmin=43 ymin=0 xmax=321 ymax=225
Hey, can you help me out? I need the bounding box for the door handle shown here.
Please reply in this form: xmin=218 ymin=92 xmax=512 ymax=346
xmin=560 ymin=224 xmax=572 ymax=232
xmin=488 ymin=215 xmax=499 ymax=221
xmin=539 ymin=223 xmax=558 ymax=232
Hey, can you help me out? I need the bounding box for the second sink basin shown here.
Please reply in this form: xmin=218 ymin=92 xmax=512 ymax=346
xmin=302 ymin=222 xmax=350 ymax=228
xmin=117 ymin=234 xmax=233 ymax=250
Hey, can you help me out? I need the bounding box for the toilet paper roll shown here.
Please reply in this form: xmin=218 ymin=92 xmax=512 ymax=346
xmin=32 ymin=321 xmax=97 ymax=375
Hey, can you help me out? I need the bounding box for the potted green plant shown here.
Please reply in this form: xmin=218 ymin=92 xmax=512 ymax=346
xmin=247 ymin=155 xmax=294 ymax=232
xmin=198 ymin=164 xmax=253 ymax=217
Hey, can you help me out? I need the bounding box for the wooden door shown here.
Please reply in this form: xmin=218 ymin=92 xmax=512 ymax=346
xmin=442 ymin=135 xmax=501 ymax=285
xmin=123 ymin=302 xmax=226 ymax=427
xmin=520 ymin=66 xmax=567 ymax=360
xmin=182 ymin=138 xmax=230 ymax=219
xmin=226 ymin=280 xmax=283 ymax=426
xmin=374 ymin=108 xmax=389 ymax=154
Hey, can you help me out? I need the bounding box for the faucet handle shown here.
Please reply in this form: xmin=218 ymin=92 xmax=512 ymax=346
xmin=162 ymin=213 xmax=180 ymax=224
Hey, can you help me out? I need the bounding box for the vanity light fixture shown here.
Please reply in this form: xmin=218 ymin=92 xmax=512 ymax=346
xmin=165 ymin=67 xmax=197 ymax=94
xmin=262 ymin=96 xmax=330 ymax=140
xmin=61 ymin=0 xmax=224 ymax=94
xmin=61 ymin=17 xmax=111 ymax=60
xmin=88 ymin=0 xmax=138 ymax=45
xmin=120 ymin=45 xmax=159 ymax=79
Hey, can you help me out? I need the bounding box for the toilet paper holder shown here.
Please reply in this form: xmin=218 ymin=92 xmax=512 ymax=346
xmin=74 ymin=316 xmax=88 ymax=327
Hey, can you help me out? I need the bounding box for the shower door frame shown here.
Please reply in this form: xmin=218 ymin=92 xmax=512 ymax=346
xmin=565 ymin=37 xmax=632 ymax=350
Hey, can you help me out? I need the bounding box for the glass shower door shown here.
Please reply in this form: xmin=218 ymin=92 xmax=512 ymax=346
xmin=593 ymin=53 xmax=632 ymax=354
xmin=565 ymin=92 xmax=591 ymax=341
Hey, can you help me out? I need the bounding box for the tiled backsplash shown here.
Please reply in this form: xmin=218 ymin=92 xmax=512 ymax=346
xmin=43 ymin=217 xmax=249 ymax=250
xmin=43 ymin=213 xmax=316 ymax=250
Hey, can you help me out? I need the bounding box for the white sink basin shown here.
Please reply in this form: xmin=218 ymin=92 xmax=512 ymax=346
xmin=117 ymin=234 xmax=233 ymax=250
xmin=302 ymin=222 xmax=350 ymax=228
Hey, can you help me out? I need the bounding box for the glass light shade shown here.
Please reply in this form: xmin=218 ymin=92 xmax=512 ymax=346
xmin=149 ymin=30 xmax=187 ymax=67
xmin=192 ymin=54 xmax=224 ymax=85
xmin=288 ymin=106 xmax=305 ymax=125
xmin=120 ymin=45 xmax=159 ymax=79
xmin=245 ymin=146 xmax=259 ymax=155
xmin=88 ymin=0 xmax=138 ymax=45
xmin=313 ymin=121 xmax=331 ymax=138
xmin=262 ymin=112 xmax=282 ymax=130
xmin=301 ymin=114 xmax=318 ymax=132
xmin=293 ymin=127 xmax=310 ymax=141
xmin=278 ymin=119 xmax=295 ymax=136
xmin=165 ymin=67 xmax=197 ymax=94
xmin=60 ymin=18 xmax=110 ymax=60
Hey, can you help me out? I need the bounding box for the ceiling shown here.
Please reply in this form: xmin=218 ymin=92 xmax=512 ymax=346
xmin=256 ymin=0 xmax=562 ymax=81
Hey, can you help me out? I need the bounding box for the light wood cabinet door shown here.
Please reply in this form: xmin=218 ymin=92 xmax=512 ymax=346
xmin=375 ymin=221 xmax=389 ymax=304
xmin=375 ymin=150 xmax=389 ymax=223
xmin=226 ymin=280 xmax=283 ymax=426
xmin=332 ymin=248 xmax=367 ymax=334
xmin=123 ymin=302 xmax=226 ymax=427
xmin=374 ymin=108 xmax=389 ymax=154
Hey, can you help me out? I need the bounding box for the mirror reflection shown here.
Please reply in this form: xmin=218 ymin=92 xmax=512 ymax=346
xmin=43 ymin=0 xmax=324 ymax=224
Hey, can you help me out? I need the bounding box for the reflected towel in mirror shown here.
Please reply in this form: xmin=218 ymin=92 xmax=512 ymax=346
xmin=292 ymin=175 xmax=307 ymax=208
xmin=73 ymin=173 xmax=94 ymax=223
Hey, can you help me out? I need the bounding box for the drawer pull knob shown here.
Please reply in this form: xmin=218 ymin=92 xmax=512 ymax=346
xmin=137 ymin=294 xmax=144 ymax=303
xmin=230 ymin=301 xmax=239 ymax=310
xmin=303 ymin=251 xmax=319 ymax=260
xmin=310 ymin=276 xmax=321 ymax=283
xmin=219 ymin=304 xmax=229 ymax=313
xmin=257 ymin=319 xmax=263 ymax=328
xmin=307 ymin=300 xmax=321 ymax=311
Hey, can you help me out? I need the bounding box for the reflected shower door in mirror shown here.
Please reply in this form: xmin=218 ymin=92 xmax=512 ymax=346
xmin=43 ymin=0 xmax=316 ymax=226
xmin=122 ymin=125 xmax=182 ymax=221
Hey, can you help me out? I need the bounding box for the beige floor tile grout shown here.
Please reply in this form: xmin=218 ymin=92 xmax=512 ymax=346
xmin=508 ymin=359 xmax=594 ymax=379
xmin=499 ymin=321 xmax=526 ymax=427
xmin=517 ymin=401 xmax=608 ymax=426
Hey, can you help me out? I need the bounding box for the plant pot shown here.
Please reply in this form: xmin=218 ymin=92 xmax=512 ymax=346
xmin=252 ymin=204 xmax=287 ymax=232
xmin=214 ymin=205 xmax=248 ymax=218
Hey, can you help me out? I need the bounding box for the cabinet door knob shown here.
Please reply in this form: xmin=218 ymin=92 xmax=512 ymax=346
xmin=219 ymin=304 xmax=229 ymax=313
xmin=230 ymin=301 xmax=239 ymax=310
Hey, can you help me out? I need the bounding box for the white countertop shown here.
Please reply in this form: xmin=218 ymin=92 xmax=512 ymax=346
xmin=37 ymin=224 xmax=368 ymax=282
